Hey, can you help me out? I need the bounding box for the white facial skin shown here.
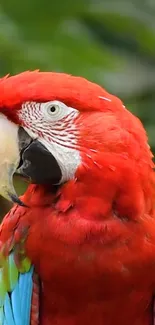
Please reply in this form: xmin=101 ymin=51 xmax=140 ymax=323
xmin=18 ymin=100 xmax=81 ymax=183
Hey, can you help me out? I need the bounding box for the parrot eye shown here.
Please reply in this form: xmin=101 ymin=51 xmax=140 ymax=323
xmin=44 ymin=101 xmax=63 ymax=121
xmin=46 ymin=103 xmax=60 ymax=118
xmin=43 ymin=100 xmax=78 ymax=122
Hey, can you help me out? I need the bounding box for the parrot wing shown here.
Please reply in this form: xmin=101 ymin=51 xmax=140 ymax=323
xmin=0 ymin=205 xmax=39 ymax=325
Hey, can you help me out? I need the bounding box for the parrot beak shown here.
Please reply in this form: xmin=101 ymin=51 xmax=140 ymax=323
xmin=0 ymin=113 xmax=62 ymax=206
xmin=0 ymin=114 xmax=26 ymax=205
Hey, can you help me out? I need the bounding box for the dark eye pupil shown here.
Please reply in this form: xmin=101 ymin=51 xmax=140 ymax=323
xmin=50 ymin=106 xmax=56 ymax=113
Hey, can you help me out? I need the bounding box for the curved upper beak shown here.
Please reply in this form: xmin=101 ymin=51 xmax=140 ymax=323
xmin=0 ymin=115 xmax=25 ymax=205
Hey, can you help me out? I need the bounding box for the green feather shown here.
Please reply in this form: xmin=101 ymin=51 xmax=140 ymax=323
xmin=18 ymin=257 xmax=31 ymax=273
xmin=0 ymin=267 xmax=8 ymax=304
xmin=0 ymin=305 xmax=4 ymax=325
xmin=0 ymin=238 xmax=31 ymax=304
xmin=8 ymin=254 xmax=18 ymax=291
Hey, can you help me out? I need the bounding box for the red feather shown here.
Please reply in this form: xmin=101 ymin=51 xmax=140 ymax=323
xmin=0 ymin=71 xmax=122 ymax=123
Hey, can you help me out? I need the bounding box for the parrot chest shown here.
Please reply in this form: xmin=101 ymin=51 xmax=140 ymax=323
xmin=24 ymin=200 xmax=155 ymax=325
xmin=34 ymin=241 xmax=155 ymax=325
xmin=40 ymin=282 xmax=153 ymax=325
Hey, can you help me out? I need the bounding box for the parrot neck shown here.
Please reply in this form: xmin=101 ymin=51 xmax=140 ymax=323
xmin=23 ymin=154 xmax=154 ymax=222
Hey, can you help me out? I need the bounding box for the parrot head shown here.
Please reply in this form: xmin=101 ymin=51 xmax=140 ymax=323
xmin=0 ymin=71 xmax=154 ymax=221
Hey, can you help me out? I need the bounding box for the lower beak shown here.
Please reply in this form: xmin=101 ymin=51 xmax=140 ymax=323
xmin=18 ymin=138 xmax=62 ymax=186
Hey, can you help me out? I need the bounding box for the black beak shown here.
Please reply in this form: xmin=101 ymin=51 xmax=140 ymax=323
xmin=17 ymin=127 xmax=62 ymax=185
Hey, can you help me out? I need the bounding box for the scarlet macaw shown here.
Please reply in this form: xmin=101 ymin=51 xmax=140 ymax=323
xmin=0 ymin=71 xmax=155 ymax=325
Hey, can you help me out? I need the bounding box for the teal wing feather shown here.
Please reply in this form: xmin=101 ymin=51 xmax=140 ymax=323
xmin=0 ymin=250 xmax=34 ymax=325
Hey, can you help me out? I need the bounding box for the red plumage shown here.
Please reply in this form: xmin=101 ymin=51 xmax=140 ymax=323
xmin=0 ymin=71 xmax=122 ymax=121
xmin=0 ymin=71 xmax=155 ymax=325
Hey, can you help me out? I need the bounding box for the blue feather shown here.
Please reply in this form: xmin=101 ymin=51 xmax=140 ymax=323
xmin=19 ymin=268 xmax=33 ymax=325
xmin=11 ymin=280 xmax=22 ymax=325
xmin=4 ymin=294 xmax=14 ymax=325
xmin=3 ymin=319 xmax=7 ymax=325
xmin=1 ymin=266 xmax=34 ymax=325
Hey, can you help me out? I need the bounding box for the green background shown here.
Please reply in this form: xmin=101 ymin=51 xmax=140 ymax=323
xmin=0 ymin=0 xmax=155 ymax=218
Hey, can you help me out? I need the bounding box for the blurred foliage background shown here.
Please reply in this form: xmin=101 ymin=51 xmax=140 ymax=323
xmin=0 ymin=0 xmax=155 ymax=219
